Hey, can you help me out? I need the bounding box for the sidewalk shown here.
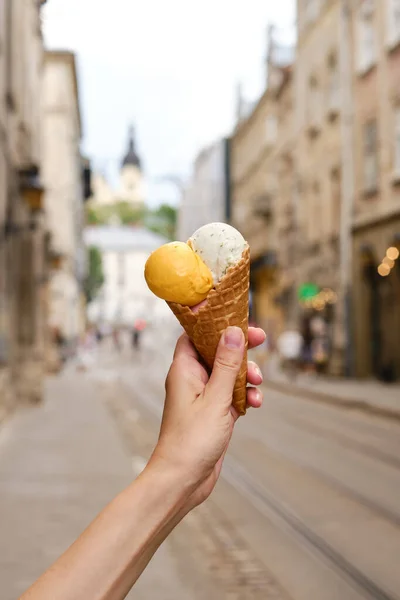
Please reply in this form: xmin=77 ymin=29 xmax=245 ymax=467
xmin=0 ymin=368 xmax=191 ymax=600
xmin=260 ymin=352 xmax=400 ymax=421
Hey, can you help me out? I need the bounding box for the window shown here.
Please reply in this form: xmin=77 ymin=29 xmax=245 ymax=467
xmin=265 ymin=115 xmax=278 ymax=145
xmin=395 ymin=108 xmax=400 ymax=174
xmin=327 ymin=53 xmax=339 ymax=116
xmin=357 ymin=0 xmax=376 ymax=74
xmin=308 ymin=75 xmax=322 ymax=132
xmin=387 ymin=0 xmax=400 ymax=47
xmin=363 ymin=120 xmax=378 ymax=193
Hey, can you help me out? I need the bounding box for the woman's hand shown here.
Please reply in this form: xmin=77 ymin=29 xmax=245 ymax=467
xmin=21 ymin=327 xmax=266 ymax=600
xmin=151 ymin=326 xmax=266 ymax=510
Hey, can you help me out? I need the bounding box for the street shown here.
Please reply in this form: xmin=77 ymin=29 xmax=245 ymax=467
xmin=1 ymin=329 xmax=400 ymax=600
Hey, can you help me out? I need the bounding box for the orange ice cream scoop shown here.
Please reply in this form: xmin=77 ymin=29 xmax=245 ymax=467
xmin=144 ymin=242 xmax=213 ymax=306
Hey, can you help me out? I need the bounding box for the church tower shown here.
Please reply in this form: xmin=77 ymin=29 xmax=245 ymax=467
xmin=119 ymin=125 xmax=145 ymax=207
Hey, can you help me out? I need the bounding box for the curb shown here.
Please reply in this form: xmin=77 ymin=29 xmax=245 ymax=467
xmin=264 ymin=379 xmax=400 ymax=423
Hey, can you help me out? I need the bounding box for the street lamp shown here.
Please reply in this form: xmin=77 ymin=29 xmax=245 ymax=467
xmin=19 ymin=166 xmax=45 ymax=215
xmin=49 ymin=252 xmax=63 ymax=270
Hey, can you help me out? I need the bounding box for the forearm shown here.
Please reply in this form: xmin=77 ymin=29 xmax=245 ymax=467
xmin=21 ymin=461 xmax=193 ymax=600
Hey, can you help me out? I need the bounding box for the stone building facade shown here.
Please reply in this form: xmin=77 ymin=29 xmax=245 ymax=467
xmin=41 ymin=51 xmax=87 ymax=364
xmin=351 ymin=0 xmax=400 ymax=379
xmin=178 ymin=138 xmax=230 ymax=242
xmin=230 ymin=31 xmax=294 ymax=345
xmin=230 ymin=1 xmax=400 ymax=377
xmin=0 ymin=0 xmax=48 ymax=418
xmin=231 ymin=91 xmax=283 ymax=339
xmin=294 ymin=0 xmax=344 ymax=372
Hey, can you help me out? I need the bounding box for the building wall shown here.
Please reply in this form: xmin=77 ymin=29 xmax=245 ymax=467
xmin=0 ymin=0 xmax=48 ymax=414
xmin=41 ymin=51 xmax=85 ymax=345
xmin=289 ymin=0 xmax=343 ymax=372
xmin=88 ymin=248 xmax=170 ymax=326
xmin=273 ymin=71 xmax=298 ymax=327
xmin=178 ymin=139 xmax=228 ymax=242
xmin=226 ymin=0 xmax=400 ymax=377
xmin=230 ymin=87 xmax=284 ymax=339
xmin=351 ymin=0 xmax=400 ymax=379
xmin=0 ymin=0 xmax=9 ymax=396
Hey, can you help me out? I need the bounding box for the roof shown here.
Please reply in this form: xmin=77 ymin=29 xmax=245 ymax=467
xmin=84 ymin=226 xmax=167 ymax=252
xmin=121 ymin=126 xmax=141 ymax=169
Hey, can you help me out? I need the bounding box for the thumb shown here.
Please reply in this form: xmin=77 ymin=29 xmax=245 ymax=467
xmin=206 ymin=327 xmax=245 ymax=406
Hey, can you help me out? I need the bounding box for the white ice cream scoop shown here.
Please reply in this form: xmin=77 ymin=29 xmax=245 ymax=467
xmin=188 ymin=223 xmax=247 ymax=285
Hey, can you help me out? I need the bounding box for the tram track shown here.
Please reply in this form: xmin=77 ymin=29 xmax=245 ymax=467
xmin=110 ymin=360 xmax=400 ymax=599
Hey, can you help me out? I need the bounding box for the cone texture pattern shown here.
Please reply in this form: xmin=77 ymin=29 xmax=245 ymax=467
xmin=168 ymin=246 xmax=250 ymax=414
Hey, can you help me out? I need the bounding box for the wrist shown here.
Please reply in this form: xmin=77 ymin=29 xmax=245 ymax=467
xmin=145 ymin=451 xmax=199 ymax=506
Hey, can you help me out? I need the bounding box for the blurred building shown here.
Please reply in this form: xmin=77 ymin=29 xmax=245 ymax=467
xmin=0 ymin=0 xmax=48 ymax=417
xmin=351 ymin=0 xmax=400 ymax=380
xmin=84 ymin=226 xmax=170 ymax=326
xmin=41 ymin=51 xmax=88 ymax=367
xmin=178 ymin=138 xmax=230 ymax=241
xmin=272 ymin=65 xmax=298 ymax=330
xmin=295 ymin=0 xmax=343 ymax=372
xmin=230 ymin=28 xmax=293 ymax=343
xmin=229 ymin=2 xmax=400 ymax=379
xmin=89 ymin=126 xmax=146 ymax=209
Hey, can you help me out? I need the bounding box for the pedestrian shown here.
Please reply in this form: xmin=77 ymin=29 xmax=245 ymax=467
xmin=112 ymin=327 xmax=121 ymax=353
xmin=311 ymin=336 xmax=329 ymax=374
xmin=131 ymin=318 xmax=147 ymax=351
xmin=310 ymin=315 xmax=329 ymax=375
xmin=277 ymin=328 xmax=303 ymax=382
xmin=300 ymin=315 xmax=314 ymax=372
xmin=20 ymin=326 xmax=265 ymax=600
xmin=95 ymin=327 xmax=103 ymax=344
xmin=132 ymin=327 xmax=140 ymax=349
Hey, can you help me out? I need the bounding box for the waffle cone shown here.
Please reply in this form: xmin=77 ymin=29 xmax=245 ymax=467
xmin=168 ymin=246 xmax=250 ymax=415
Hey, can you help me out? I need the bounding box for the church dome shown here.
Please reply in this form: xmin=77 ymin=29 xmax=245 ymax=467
xmin=121 ymin=125 xmax=141 ymax=169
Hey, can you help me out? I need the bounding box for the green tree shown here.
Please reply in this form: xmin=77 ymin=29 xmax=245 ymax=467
xmin=114 ymin=201 xmax=146 ymax=225
xmin=86 ymin=202 xmax=177 ymax=240
xmin=86 ymin=202 xmax=146 ymax=226
xmin=84 ymin=246 xmax=104 ymax=303
xmin=145 ymin=204 xmax=177 ymax=240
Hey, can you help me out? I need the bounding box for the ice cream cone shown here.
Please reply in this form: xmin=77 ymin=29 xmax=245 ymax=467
xmin=168 ymin=246 xmax=250 ymax=415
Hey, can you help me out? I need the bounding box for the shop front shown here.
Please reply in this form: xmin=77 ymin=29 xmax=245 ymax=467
xmin=353 ymin=220 xmax=400 ymax=381
xmin=249 ymin=251 xmax=282 ymax=350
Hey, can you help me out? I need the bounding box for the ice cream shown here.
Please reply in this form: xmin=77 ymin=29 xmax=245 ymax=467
xmin=188 ymin=223 xmax=247 ymax=285
xmin=144 ymin=241 xmax=213 ymax=306
xmin=144 ymin=222 xmax=250 ymax=415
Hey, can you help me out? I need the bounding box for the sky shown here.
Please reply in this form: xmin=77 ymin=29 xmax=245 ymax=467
xmin=43 ymin=0 xmax=295 ymax=206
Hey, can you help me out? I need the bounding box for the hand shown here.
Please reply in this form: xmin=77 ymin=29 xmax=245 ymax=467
xmin=151 ymin=326 xmax=265 ymax=510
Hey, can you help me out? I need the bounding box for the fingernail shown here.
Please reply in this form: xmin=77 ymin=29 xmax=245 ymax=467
xmin=223 ymin=326 xmax=243 ymax=349
xmin=254 ymin=364 xmax=263 ymax=380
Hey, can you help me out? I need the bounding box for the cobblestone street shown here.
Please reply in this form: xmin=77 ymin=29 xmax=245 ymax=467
xmin=1 ymin=329 xmax=400 ymax=599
